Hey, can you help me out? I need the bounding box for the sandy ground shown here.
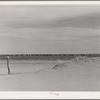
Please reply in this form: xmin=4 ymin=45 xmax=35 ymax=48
xmin=0 ymin=57 xmax=100 ymax=91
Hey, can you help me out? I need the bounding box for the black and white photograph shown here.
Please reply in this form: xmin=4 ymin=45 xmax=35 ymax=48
xmin=0 ymin=1 xmax=100 ymax=92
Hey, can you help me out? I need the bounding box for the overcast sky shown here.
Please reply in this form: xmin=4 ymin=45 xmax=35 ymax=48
xmin=0 ymin=5 xmax=100 ymax=54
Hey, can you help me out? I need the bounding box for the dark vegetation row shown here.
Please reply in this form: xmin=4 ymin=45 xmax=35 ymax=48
xmin=0 ymin=54 xmax=100 ymax=60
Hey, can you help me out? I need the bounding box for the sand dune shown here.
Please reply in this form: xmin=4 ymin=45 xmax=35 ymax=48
xmin=0 ymin=57 xmax=100 ymax=91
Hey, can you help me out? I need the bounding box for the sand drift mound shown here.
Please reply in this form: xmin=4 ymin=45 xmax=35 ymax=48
xmin=0 ymin=56 xmax=100 ymax=91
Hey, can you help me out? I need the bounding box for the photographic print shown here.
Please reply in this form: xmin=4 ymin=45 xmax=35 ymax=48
xmin=0 ymin=1 xmax=100 ymax=92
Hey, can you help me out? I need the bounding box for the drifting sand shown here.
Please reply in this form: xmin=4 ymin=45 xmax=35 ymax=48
xmin=0 ymin=57 xmax=100 ymax=91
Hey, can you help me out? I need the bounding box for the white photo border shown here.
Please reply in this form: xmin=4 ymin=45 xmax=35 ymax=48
xmin=0 ymin=1 xmax=100 ymax=99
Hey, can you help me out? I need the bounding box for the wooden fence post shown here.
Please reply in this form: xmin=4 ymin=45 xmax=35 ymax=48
xmin=7 ymin=56 xmax=10 ymax=75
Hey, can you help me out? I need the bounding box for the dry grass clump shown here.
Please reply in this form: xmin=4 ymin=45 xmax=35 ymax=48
xmin=52 ymin=56 xmax=96 ymax=69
